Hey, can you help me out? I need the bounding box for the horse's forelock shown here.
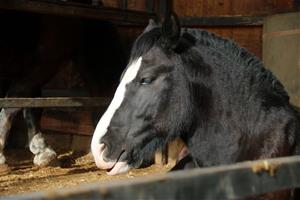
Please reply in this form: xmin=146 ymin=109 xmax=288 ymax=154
xmin=130 ymin=27 xmax=161 ymax=61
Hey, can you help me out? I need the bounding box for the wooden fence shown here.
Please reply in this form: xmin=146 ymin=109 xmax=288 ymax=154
xmin=2 ymin=155 xmax=300 ymax=200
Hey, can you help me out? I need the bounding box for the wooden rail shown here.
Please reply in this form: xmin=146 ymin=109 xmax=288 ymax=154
xmin=4 ymin=155 xmax=300 ymax=200
xmin=0 ymin=0 xmax=156 ymax=26
xmin=180 ymin=16 xmax=264 ymax=27
xmin=0 ymin=97 xmax=111 ymax=108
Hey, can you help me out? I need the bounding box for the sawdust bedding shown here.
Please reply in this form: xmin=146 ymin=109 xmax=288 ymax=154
xmin=0 ymin=149 xmax=172 ymax=196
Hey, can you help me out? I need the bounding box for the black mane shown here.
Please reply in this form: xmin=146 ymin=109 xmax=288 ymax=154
xmin=183 ymin=28 xmax=289 ymax=102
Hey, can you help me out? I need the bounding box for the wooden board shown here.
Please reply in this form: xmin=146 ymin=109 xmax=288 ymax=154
xmin=263 ymin=12 xmax=300 ymax=106
xmin=7 ymin=155 xmax=300 ymax=200
xmin=173 ymin=0 xmax=294 ymax=16
xmin=0 ymin=0 xmax=156 ymax=26
xmin=102 ymin=0 xmax=148 ymax=11
xmin=41 ymin=110 xmax=95 ymax=136
xmin=180 ymin=16 xmax=263 ymax=26
xmin=0 ymin=97 xmax=111 ymax=108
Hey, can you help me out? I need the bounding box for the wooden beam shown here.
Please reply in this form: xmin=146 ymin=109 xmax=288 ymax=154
xmin=180 ymin=16 xmax=264 ymax=27
xmin=9 ymin=156 xmax=300 ymax=200
xmin=0 ymin=97 xmax=111 ymax=108
xmin=119 ymin=0 xmax=127 ymax=10
xmin=146 ymin=0 xmax=154 ymax=13
xmin=0 ymin=0 xmax=156 ymax=26
xmin=157 ymin=0 xmax=172 ymax=21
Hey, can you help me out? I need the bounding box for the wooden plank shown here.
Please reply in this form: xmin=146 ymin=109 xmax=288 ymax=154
xmin=232 ymin=0 xmax=294 ymax=15
xmin=156 ymin=0 xmax=172 ymax=20
xmin=146 ymin=0 xmax=154 ymax=12
xmin=0 ymin=0 xmax=156 ymax=26
xmin=102 ymin=0 xmax=119 ymax=8
xmin=202 ymin=0 xmax=233 ymax=16
xmin=263 ymin=12 xmax=300 ymax=107
xmin=41 ymin=110 xmax=95 ymax=135
xmin=173 ymin=0 xmax=294 ymax=17
xmin=120 ymin=0 xmax=127 ymax=10
xmin=127 ymin=0 xmax=147 ymax=12
xmin=7 ymin=156 xmax=300 ymax=200
xmin=180 ymin=16 xmax=263 ymax=26
xmin=0 ymin=97 xmax=111 ymax=108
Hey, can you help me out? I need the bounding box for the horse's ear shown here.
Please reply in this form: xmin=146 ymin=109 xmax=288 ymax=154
xmin=143 ymin=19 xmax=158 ymax=33
xmin=161 ymin=12 xmax=181 ymax=49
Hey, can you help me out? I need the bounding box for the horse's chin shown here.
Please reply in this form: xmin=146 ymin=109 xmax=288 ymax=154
xmin=92 ymin=143 xmax=130 ymax=175
xmin=106 ymin=161 xmax=130 ymax=175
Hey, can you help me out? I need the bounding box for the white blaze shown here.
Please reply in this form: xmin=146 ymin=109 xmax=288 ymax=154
xmin=91 ymin=57 xmax=142 ymax=166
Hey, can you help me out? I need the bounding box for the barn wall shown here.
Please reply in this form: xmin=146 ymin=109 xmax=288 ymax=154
xmin=7 ymin=0 xmax=298 ymax=152
xmin=173 ymin=0 xmax=296 ymax=58
xmin=173 ymin=0 xmax=294 ymax=16
xmin=40 ymin=0 xmax=298 ymax=146
xmin=102 ymin=0 xmax=148 ymax=11
xmin=263 ymin=12 xmax=300 ymax=107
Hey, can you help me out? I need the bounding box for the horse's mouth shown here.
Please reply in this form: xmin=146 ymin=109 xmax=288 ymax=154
xmin=93 ymin=144 xmax=130 ymax=175
xmin=106 ymin=150 xmax=130 ymax=175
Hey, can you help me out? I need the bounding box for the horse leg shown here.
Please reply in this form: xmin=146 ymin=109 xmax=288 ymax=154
xmin=23 ymin=108 xmax=58 ymax=166
xmin=5 ymin=83 xmax=58 ymax=167
xmin=0 ymin=108 xmax=22 ymax=165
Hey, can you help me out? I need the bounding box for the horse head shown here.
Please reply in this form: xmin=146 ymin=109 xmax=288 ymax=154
xmin=91 ymin=13 xmax=196 ymax=175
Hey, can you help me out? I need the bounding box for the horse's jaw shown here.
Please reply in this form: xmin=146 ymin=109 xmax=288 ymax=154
xmin=92 ymin=143 xmax=131 ymax=175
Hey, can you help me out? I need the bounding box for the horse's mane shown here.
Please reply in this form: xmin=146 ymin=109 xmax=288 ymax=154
xmin=182 ymin=28 xmax=289 ymax=101
xmin=130 ymin=26 xmax=289 ymax=101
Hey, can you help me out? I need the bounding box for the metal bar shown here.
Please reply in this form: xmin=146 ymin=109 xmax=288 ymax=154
xmin=0 ymin=97 xmax=111 ymax=108
xmin=180 ymin=16 xmax=264 ymax=27
xmin=5 ymin=155 xmax=300 ymax=200
xmin=0 ymin=0 xmax=156 ymax=26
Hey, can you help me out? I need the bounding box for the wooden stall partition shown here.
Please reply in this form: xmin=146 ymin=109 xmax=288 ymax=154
xmin=263 ymin=12 xmax=300 ymax=107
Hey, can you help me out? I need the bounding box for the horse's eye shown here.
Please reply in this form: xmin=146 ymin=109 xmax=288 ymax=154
xmin=140 ymin=77 xmax=153 ymax=85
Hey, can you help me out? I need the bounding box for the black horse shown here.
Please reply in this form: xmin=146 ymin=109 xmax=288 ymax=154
xmin=91 ymin=13 xmax=300 ymax=178
xmin=0 ymin=11 xmax=124 ymax=168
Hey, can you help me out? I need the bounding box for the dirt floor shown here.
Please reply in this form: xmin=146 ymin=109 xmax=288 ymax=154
xmin=0 ymin=149 xmax=173 ymax=196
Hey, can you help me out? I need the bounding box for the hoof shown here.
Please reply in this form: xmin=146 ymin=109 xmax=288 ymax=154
xmin=0 ymin=164 xmax=11 ymax=174
xmin=0 ymin=153 xmax=6 ymax=165
xmin=33 ymin=147 xmax=59 ymax=167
